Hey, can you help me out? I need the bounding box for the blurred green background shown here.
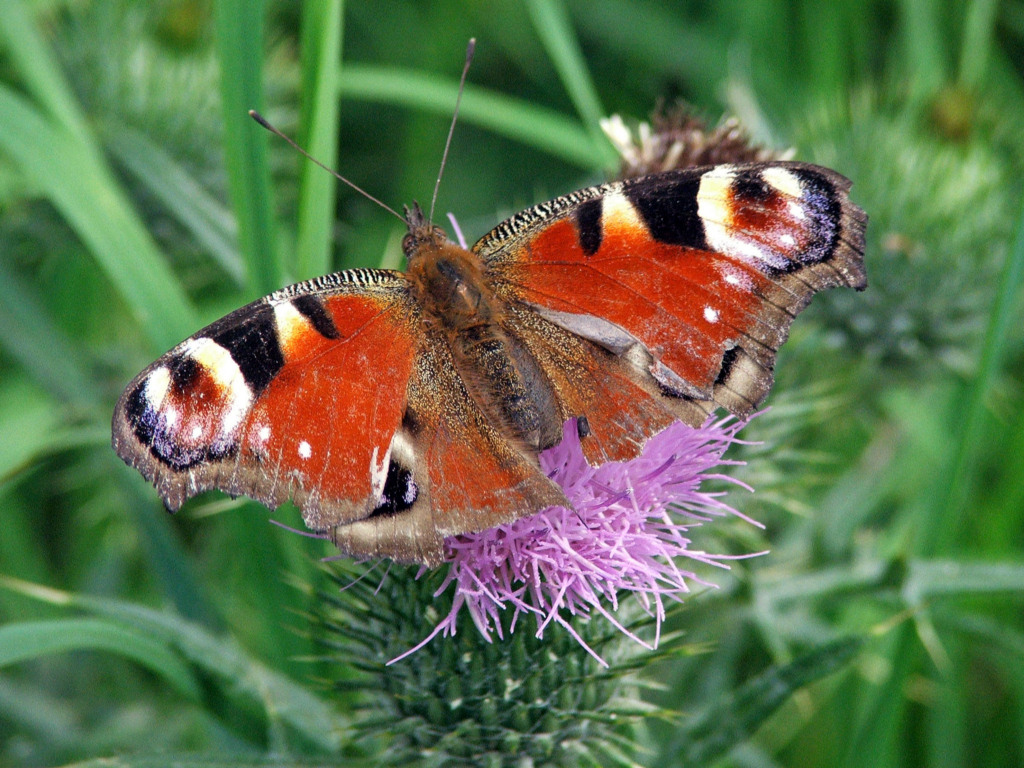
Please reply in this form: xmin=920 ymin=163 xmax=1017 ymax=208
xmin=2 ymin=0 xmax=1023 ymax=766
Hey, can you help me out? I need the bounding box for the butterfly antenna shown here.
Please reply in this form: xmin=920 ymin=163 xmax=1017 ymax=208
xmin=428 ymin=37 xmax=476 ymax=224
xmin=248 ymin=110 xmax=406 ymax=224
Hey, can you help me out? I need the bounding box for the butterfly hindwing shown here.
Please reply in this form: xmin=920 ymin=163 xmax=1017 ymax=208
xmin=332 ymin=333 xmax=569 ymax=564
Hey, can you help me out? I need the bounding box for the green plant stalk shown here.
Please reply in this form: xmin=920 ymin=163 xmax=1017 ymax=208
xmin=213 ymin=0 xmax=282 ymax=296
xmin=525 ymin=0 xmax=608 ymax=151
xmin=339 ymin=65 xmax=617 ymax=169
xmin=295 ymin=0 xmax=344 ymax=281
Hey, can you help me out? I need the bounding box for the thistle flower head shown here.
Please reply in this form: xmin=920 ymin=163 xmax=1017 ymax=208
xmin=601 ymin=107 xmax=786 ymax=179
xmin=398 ymin=416 xmax=761 ymax=665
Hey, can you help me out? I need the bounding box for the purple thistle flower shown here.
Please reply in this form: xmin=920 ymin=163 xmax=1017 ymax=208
xmin=393 ymin=415 xmax=763 ymax=665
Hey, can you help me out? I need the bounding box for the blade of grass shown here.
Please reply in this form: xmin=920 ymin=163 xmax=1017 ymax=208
xmin=959 ymin=0 xmax=1000 ymax=87
xmin=924 ymin=194 xmax=1024 ymax=555
xmin=0 ymin=676 xmax=82 ymax=752
xmin=213 ymin=0 xmax=281 ymax=296
xmin=104 ymin=122 xmax=245 ymax=289
xmin=0 ymin=618 xmax=200 ymax=701
xmin=112 ymin=460 xmax=222 ymax=630
xmin=0 ymin=486 xmax=59 ymax=623
xmin=294 ymin=0 xmax=344 ymax=281
xmin=0 ymin=260 xmax=102 ymax=411
xmin=899 ymin=0 xmax=949 ymax=103
xmin=0 ymin=576 xmax=346 ymax=753
xmin=525 ymin=0 xmax=608 ymax=147
xmin=0 ymin=85 xmax=197 ymax=352
xmin=0 ymin=378 xmax=67 ymax=483
xmin=213 ymin=1 xmax=317 ymax=675
xmin=798 ymin=1 xmax=847 ymax=100
xmin=677 ymin=637 xmax=863 ymax=766
xmin=339 ymin=64 xmax=616 ymax=169
xmin=0 ymin=1 xmax=89 ymax=141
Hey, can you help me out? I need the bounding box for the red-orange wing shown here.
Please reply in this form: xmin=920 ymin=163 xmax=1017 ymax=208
xmin=113 ymin=267 xmax=571 ymax=565
xmin=476 ymin=161 xmax=866 ymax=422
xmin=112 ymin=269 xmax=421 ymax=545
xmin=329 ymin=326 xmax=570 ymax=565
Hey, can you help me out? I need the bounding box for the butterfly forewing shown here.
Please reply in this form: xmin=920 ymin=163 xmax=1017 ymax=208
xmin=475 ymin=161 xmax=866 ymax=420
xmin=113 ymin=270 xmax=420 ymax=531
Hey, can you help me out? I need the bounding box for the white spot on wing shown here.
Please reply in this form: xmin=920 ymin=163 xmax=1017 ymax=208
xmin=780 ymin=234 xmax=796 ymax=247
xmin=698 ymin=168 xmax=789 ymax=270
xmin=370 ymin=443 xmax=393 ymax=503
xmin=190 ymin=425 xmax=202 ymax=440
xmin=601 ymin=190 xmax=643 ymax=232
xmin=257 ymin=425 xmax=271 ymax=442
xmin=696 ymin=167 xmax=736 ymax=228
xmin=761 ymin=167 xmax=803 ymax=198
xmin=179 ymin=337 xmax=254 ymax=438
xmin=298 ymin=440 xmax=312 ymax=460
xmin=704 ymin=306 xmax=719 ymax=323
xmin=787 ymin=200 xmax=807 ymax=220
xmin=272 ymin=301 xmax=308 ymax=356
xmin=143 ymin=366 xmax=172 ymax=409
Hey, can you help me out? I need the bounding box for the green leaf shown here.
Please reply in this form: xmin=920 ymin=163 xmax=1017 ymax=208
xmin=677 ymin=637 xmax=864 ymax=766
xmin=213 ymin=0 xmax=281 ymax=296
xmin=295 ymin=0 xmax=345 ymax=280
xmin=0 ymin=84 xmax=197 ymax=352
xmin=339 ymin=64 xmax=617 ymax=169
xmin=0 ymin=576 xmax=345 ymax=753
xmin=0 ymin=618 xmax=200 ymax=701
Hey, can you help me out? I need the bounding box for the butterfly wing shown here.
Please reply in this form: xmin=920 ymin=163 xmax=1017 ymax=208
xmin=475 ymin=161 xmax=867 ymax=461
xmin=112 ymin=269 xmax=434 ymax=552
xmin=113 ymin=267 xmax=569 ymax=565
xmin=329 ymin=330 xmax=568 ymax=562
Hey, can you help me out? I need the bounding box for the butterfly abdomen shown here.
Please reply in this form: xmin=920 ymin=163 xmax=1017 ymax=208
xmin=406 ymin=228 xmax=564 ymax=454
xmin=453 ymin=323 xmax=563 ymax=453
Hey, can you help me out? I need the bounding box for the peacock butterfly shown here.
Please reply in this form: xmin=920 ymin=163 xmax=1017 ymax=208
xmin=112 ymin=96 xmax=866 ymax=568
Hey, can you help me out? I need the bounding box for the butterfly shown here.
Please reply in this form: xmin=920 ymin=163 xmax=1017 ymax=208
xmin=113 ymin=159 xmax=866 ymax=566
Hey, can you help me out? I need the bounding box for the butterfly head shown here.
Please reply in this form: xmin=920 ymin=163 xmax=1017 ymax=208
xmin=402 ymin=203 xmax=452 ymax=258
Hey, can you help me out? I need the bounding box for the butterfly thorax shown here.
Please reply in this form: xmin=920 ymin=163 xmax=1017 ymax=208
xmin=405 ymin=232 xmax=496 ymax=331
xmin=403 ymin=217 xmax=562 ymax=453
